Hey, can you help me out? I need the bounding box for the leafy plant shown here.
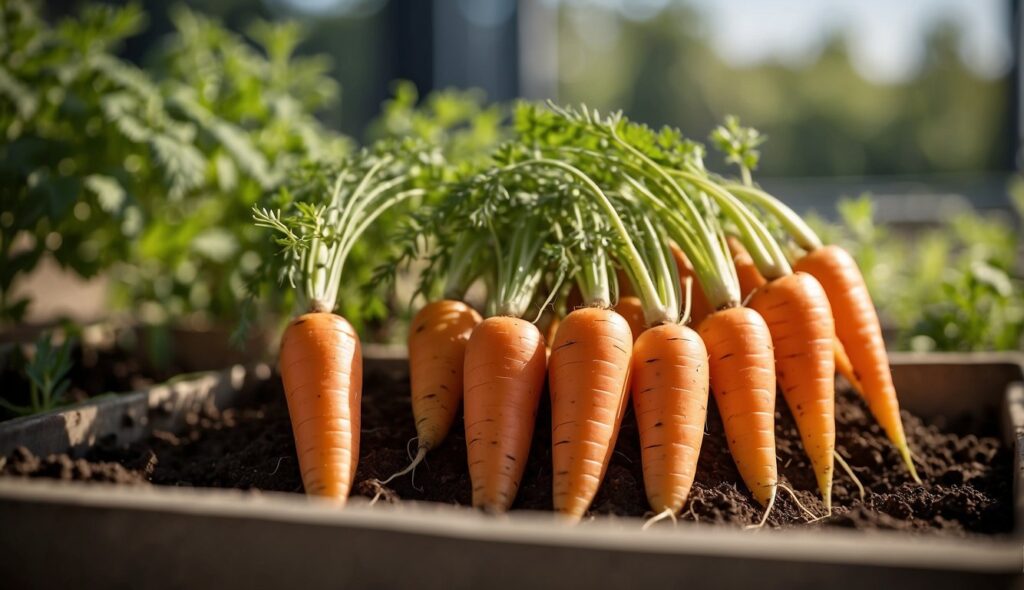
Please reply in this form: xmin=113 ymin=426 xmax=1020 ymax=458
xmin=0 ymin=1 xmax=350 ymax=329
xmin=0 ymin=331 xmax=75 ymax=416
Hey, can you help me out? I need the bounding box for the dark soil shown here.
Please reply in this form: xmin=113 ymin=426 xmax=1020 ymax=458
xmin=1 ymin=365 xmax=1012 ymax=534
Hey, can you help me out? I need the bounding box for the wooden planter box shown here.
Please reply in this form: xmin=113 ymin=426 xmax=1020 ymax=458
xmin=0 ymin=350 xmax=1022 ymax=589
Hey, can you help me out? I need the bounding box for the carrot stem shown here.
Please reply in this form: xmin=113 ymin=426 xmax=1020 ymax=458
xmin=724 ymin=183 xmax=824 ymax=252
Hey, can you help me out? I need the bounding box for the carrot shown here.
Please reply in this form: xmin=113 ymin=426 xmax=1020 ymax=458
xmin=632 ymin=323 xmax=709 ymax=515
xmin=397 ymin=300 xmax=481 ymax=474
xmin=279 ymin=311 xmax=362 ymax=500
xmin=501 ymin=154 xmax=686 ymax=521
xmin=795 ymin=244 xmax=920 ymax=481
xmin=698 ymin=306 xmax=778 ymax=507
xmin=463 ymin=316 xmax=547 ymax=512
xmin=727 ymin=235 xmax=766 ymax=301
xmin=254 ymin=148 xmax=425 ymax=504
xmin=747 ymin=272 xmax=836 ymax=508
xmin=417 ymin=182 xmax=558 ymax=514
xmin=549 ymin=306 xmax=634 ymax=520
xmin=613 ymin=295 xmax=647 ymax=341
xmin=723 ymin=180 xmax=920 ymax=482
xmin=514 ymin=107 xmax=779 ymax=518
xmin=722 ymin=221 xmax=837 ymax=507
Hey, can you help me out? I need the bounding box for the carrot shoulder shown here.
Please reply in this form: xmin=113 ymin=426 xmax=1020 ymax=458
xmin=279 ymin=312 xmax=363 ymax=502
xmin=463 ymin=316 xmax=547 ymax=512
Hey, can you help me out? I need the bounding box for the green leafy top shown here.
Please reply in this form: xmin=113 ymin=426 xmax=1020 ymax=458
xmin=253 ymin=140 xmax=438 ymax=314
xmin=710 ymin=115 xmax=765 ymax=185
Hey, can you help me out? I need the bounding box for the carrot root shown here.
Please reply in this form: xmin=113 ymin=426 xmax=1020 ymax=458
xmin=279 ymin=312 xmax=362 ymax=503
xmin=834 ymin=450 xmax=866 ymax=501
xmin=632 ymin=323 xmax=709 ymax=516
xmin=380 ymin=446 xmax=428 ymax=486
xmin=747 ymin=272 xmax=836 ymax=510
xmin=699 ymin=306 xmax=778 ymax=508
xmin=408 ymin=300 xmax=481 ymax=452
xmin=550 ymin=307 xmax=633 ymax=521
xmin=463 ymin=316 xmax=547 ymax=513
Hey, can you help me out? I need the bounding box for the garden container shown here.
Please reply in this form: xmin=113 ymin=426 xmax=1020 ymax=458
xmin=0 ymin=350 xmax=1021 ymax=589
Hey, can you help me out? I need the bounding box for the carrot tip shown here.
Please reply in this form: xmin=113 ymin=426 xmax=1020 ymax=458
xmin=902 ymin=446 xmax=923 ymax=484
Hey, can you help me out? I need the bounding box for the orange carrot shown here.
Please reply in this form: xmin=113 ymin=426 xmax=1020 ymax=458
xmin=279 ymin=311 xmax=363 ymax=502
xmin=698 ymin=306 xmax=778 ymax=507
xmin=255 ymin=151 xmax=424 ymax=505
xmin=632 ymin=323 xmax=709 ymax=515
xmin=747 ymin=272 xmax=836 ymax=508
xmin=463 ymin=316 xmax=548 ymax=512
xmin=549 ymin=306 xmax=634 ymax=521
xmin=794 ymin=244 xmax=920 ymax=481
xmin=727 ymin=236 xmax=766 ymax=301
xmin=403 ymin=300 xmax=481 ymax=466
xmin=613 ymin=295 xmax=647 ymax=341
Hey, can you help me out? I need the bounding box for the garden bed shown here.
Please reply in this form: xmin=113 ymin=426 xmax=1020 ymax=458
xmin=0 ymin=351 xmax=1021 ymax=589
xmin=0 ymin=322 xmax=268 ymax=422
xmin=1 ymin=358 xmax=1011 ymax=533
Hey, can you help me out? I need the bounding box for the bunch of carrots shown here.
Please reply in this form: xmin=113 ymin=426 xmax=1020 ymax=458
xmin=253 ymin=103 xmax=920 ymax=526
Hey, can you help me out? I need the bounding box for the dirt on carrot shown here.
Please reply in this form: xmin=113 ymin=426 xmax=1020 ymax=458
xmin=0 ymin=365 xmax=1011 ymax=536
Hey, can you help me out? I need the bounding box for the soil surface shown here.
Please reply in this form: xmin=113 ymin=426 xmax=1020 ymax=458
xmin=1 ymin=365 xmax=1012 ymax=534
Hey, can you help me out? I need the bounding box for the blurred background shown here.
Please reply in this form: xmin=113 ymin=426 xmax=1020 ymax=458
xmin=42 ymin=0 xmax=1016 ymax=173
xmin=5 ymin=0 xmax=1023 ymax=366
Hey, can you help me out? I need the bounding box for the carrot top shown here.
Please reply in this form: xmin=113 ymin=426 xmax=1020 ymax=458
xmin=252 ymin=141 xmax=435 ymax=314
xmin=709 ymin=116 xmax=823 ymax=255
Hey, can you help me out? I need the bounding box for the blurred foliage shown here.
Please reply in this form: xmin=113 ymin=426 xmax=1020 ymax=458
xmin=808 ymin=188 xmax=1024 ymax=352
xmin=557 ymin=3 xmax=1011 ymax=177
xmin=0 ymin=330 xmax=75 ymax=416
xmin=369 ymin=80 xmax=507 ymax=176
xmin=0 ymin=1 xmax=349 ymax=328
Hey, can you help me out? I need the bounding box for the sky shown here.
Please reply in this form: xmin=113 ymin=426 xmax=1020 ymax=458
xmin=274 ymin=0 xmax=1015 ymax=84
xmin=693 ymin=0 xmax=1013 ymax=83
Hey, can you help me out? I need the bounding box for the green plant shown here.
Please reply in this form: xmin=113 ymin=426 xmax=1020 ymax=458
xmin=0 ymin=1 xmax=350 ymax=329
xmin=0 ymin=331 xmax=75 ymax=416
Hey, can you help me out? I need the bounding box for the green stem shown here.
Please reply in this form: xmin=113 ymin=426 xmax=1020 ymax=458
xmin=674 ymin=171 xmax=787 ymax=278
xmin=604 ymin=124 xmax=736 ymax=299
xmin=442 ymin=231 xmax=485 ymax=300
xmin=724 ymin=183 xmax=823 ymax=252
xmin=570 ymin=207 xmax=612 ymax=308
xmin=504 ymin=158 xmax=671 ymax=325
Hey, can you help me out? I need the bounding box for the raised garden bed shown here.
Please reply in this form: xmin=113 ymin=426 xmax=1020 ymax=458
xmin=0 ymin=350 xmax=1022 ymax=588
xmin=0 ymin=322 xmax=268 ymax=422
